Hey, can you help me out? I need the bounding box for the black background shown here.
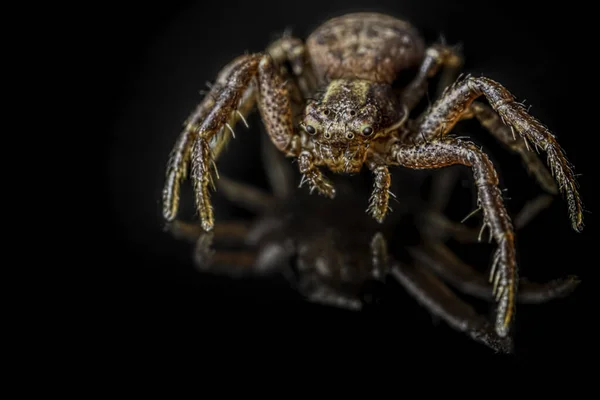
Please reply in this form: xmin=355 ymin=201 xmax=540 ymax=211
xmin=103 ymin=0 xmax=594 ymax=365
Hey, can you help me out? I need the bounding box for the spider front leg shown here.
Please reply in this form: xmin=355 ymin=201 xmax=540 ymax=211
xmin=408 ymin=76 xmax=583 ymax=231
xmin=163 ymin=53 xmax=298 ymax=231
xmin=163 ymin=55 xmax=252 ymax=223
xmin=390 ymin=137 xmax=517 ymax=337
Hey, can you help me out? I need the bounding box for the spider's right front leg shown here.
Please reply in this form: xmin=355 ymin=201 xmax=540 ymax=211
xmin=163 ymin=53 xmax=298 ymax=231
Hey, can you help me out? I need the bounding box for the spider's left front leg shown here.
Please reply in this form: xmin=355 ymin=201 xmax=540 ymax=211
xmin=389 ymin=137 xmax=517 ymax=337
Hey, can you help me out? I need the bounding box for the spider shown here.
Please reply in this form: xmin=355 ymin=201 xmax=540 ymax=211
xmin=167 ymin=135 xmax=580 ymax=353
xmin=162 ymin=12 xmax=584 ymax=337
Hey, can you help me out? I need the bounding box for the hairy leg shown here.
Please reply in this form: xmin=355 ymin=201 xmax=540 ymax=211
xmin=422 ymin=193 xmax=554 ymax=243
xmin=165 ymin=53 xmax=299 ymax=231
xmin=366 ymin=163 xmax=392 ymax=223
xmin=298 ymin=151 xmax=336 ymax=198
xmin=409 ymin=243 xmax=580 ymax=304
xmin=406 ymin=75 xmax=583 ymax=231
xmin=163 ymin=56 xmax=254 ymax=223
xmin=389 ymin=260 xmax=512 ymax=353
xmin=465 ymin=101 xmax=558 ymax=194
xmin=390 ymin=137 xmax=516 ymax=337
xmin=402 ymin=44 xmax=463 ymax=112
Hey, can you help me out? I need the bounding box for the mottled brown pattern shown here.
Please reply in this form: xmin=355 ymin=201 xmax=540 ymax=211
xmin=391 ymin=138 xmax=516 ymax=335
xmin=162 ymin=12 xmax=584 ymax=338
xmin=306 ymin=13 xmax=424 ymax=84
xmin=367 ymin=165 xmax=391 ymax=223
xmin=409 ymin=76 xmax=583 ymax=232
xmin=469 ymin=101 xmax=558 ymax=194
xmin=191 ymin=138 xmax=214 ymax=231
xmin=257 ymin=57 xmax=295 ymax=153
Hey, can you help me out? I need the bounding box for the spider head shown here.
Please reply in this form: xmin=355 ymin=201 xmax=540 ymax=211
xmin=301 ymin=79 xmax=407 ymax=147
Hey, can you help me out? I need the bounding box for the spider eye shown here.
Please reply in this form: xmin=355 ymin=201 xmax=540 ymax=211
xmin=305 ymin=125 xmax=316 ymax=135
xmin=361 ymin=126 xmax=373 ymax=136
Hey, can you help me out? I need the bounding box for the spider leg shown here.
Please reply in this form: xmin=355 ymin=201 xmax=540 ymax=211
xmin=266 ymin=36 xmax=331 ymax=200
xmin=305 ymin=288 xmax=363 ymax=311
xmin=407 ymin=76 xmax=583 ymax=232
xmin=512 ymin=193 xmax=554 ymax=230
xmin=370 ymin=232 xmax=390 ymax=280
xmin=422 ymin=193 xmax=554 ymax=243
xmin=402 ymin=44 xmax=463 ymax=112
xmin=390 ymin=137 xmax=516 ymax=337
xmin=267 ymin=35 xmax=317 ymax=99
xmin=216 ymin=175 xmax=278 ymax=214
xmin=298 ymin=151 xmax=336 ymax=198
xmin=389 ymin=260 xmax=512 ymax=353
xmin=163 ymin=56 xmax=253 ymax=224
xmin=166 ymin=219 xmax=252 ymax=246
xmin=409 ymin=243 xmax=580 ymax=304
xmin=366 ymin=162 xmax=392 ymax=223
xmin=463 ymin=101 xmax=558 ymax=194
xmin=164 ymin=53 xmax=300 ymax=231
xmin=193 ymin=232 xmax=258 ymax=276
xmin=168 ymin=220 xmax=286 ymax=277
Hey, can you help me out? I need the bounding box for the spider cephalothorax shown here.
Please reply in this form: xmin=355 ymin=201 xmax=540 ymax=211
xmin=162 ymin=12 xmax=584 ymax=338
xmin=301 ymin=79 xmax=407 ymax=175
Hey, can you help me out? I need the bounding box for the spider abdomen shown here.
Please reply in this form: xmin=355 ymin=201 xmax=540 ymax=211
xmin=306 ymin=12 xmax=425 ymax=85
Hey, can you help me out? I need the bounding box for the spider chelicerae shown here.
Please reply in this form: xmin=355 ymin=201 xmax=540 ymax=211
xmin=162 ymin=12 xmax=584 ymax=338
